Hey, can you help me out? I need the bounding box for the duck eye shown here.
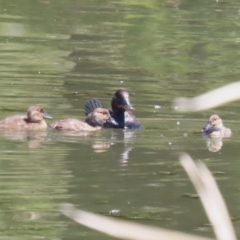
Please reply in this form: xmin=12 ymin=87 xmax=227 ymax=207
xmin=40 ymin=108 xmax=44 ymax=113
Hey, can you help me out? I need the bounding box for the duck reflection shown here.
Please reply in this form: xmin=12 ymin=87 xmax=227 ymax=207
xmin=205 ymin=138 xmax=223 ymax=152
xmin=91 ymin=129 xmax=136 ymax=153
xmin=119 ymin=147 xmax=132 ymax=166
xmin=92 ymin=141 xmax=111 ymax=153
xmin=91 ymin=134 xmax=133 ymax=164
xmin=50 ymin=125 xmax=138 ymax=163
xmin=0 ymin=129 xmax=48 ymax=148
xmin=109 ymin=129 xmax=137 ymax=165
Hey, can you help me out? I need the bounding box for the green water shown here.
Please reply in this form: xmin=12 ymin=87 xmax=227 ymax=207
xmin=0 ymin=0 xmax=240 ymax=239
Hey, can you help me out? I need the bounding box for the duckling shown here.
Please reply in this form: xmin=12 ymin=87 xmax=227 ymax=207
xmin=85 ymin=89 xmax=141 ymax=129
xmin=202 ymin=114 xmax=231 ymax=138
xmin=51 ymin=118 xmax=101 ymax=131
xmin=51 ymin=101 xmax=117 ymax=131
xmin=0 ymin=106 xmax=52 ymax=130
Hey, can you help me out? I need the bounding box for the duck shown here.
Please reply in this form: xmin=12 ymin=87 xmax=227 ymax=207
xmin=51 ymin=100 xmax=118 ymax=132
xmin=202 ymin=114 xmax=231 ymax=138
xmin=111 ymin=89 xmax=141 ymax=129
xmin=85 ymin=89 xmax=142 ymax=129
xmin=0 ymin=105 xmax=52 ymax=130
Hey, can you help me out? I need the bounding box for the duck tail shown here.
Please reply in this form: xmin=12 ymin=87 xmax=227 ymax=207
xmin=84 ymin=98 xmax=103 ymax=115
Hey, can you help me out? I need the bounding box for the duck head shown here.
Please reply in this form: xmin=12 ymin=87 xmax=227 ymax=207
xmin=27 ymin=106 xmax=52 ymax=123
xmin=111 ymin=89 xmax=134 ymax=112
xmin=86 ymin=108 xmax=118 ymax=127
xmin=202 ymin=114 xmax=223 ymax=134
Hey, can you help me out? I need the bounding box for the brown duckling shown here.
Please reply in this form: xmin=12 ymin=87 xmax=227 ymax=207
xmin=0 ymin=105 xmax=52 ymax=130
xmin=202 ymin=114 xmax=231 ymax=138
xmin=51 ymin=107 xmax=118 ymax=132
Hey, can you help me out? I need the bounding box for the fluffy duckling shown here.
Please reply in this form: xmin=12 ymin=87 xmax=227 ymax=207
xmin=51 ymin=101 xmax=118 ymax=131
xmin=202 ymin=114 xmax=231 ymax=138
xmin=0 ymin=106 xmax=52 ymax=130
xmin=51 ymin=118 xmax=101 ymax=131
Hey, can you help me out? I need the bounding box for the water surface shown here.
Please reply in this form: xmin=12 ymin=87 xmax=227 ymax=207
xmin=0 ymin=0 xmax=240 ymax=239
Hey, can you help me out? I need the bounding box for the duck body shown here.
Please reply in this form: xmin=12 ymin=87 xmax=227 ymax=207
xmin=51 ymin=102 xmax=117 ymax=132
xmin=109 ymin=110 xmax=141 ymax=129
xmin=124 ymin=111 xmax=142 ymax=129
xmin=110 ymin=89 xmax=141 ymax=129
xmin=110 ymin=110 xmax=125 ymax=128
xmin=202 ymin=114 xmax=231 ymax=138
xmin=51 ymin=118 xmax=101 ymax=131
xmin=0 ymin=106 xmax=52 ymax=130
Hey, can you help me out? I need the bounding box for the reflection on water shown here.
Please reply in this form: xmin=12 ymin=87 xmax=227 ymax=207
xmin=0 ymin=129 xmax=48 ymax=148
xmin=119 ymin=147 xmax=132 ymax=165
xmin=205 ymin=138 xmax=223 ymax=153
xmin=50 ymin=128 xmax=138 ymax=158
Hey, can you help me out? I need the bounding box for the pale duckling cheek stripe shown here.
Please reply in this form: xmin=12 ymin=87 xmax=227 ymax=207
xmin=173 ymin=81 xmax=240 ymax=111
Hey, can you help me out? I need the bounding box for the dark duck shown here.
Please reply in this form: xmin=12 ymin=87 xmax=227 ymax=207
xmin=85 ymin=89 xmax=142 ymax=129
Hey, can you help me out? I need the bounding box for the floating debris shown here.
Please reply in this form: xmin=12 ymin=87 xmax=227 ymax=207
xmin=231 ymin=216 xmax=240 ymax=222
xmin=182 ymin=193 xmax=199 ymax=199
xmin=211 ymin=171 xmax=226 ymax=175
xmin=109 ymin=209 xmax=120 ymax=215
xmin=158 ymin=171 xmax=175 ymax=175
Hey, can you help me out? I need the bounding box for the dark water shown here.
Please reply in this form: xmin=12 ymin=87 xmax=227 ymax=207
xmin=0 ymin=0 xmax=240 ymax=239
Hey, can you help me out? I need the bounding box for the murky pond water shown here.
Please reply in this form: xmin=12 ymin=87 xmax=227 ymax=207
xmin=0 ymin=0 xmax=240 ymax=239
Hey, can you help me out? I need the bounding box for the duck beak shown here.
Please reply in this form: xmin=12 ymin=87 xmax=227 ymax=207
xmin=123 ymin=104 xmax=135 ymax=111
xmin=202 ymin=122 xmax=212 ymax=132
xmin=44 ymin=112 xmax=53 ymax=119
xmin=122 ymin=97 xmax=135 ymax=111
xmin=107 ymin=117 xmax=118 ymax=126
